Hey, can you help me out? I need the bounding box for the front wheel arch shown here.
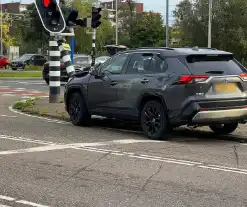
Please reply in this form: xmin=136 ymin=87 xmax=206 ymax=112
xmin=66 ymin=87 xmax=85 ymax=113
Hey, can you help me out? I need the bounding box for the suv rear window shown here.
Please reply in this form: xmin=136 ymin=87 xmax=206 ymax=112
xmin=185 ymin=54 xmax=247 ymax=75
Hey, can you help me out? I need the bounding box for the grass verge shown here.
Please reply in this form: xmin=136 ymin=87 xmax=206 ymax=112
xmin=13 ymin=98 xmax=70 ymax=122
xmin=0 ymin=71 xmax=42 ymax=78
xmin=24 ymin=66 xmax=43 ymax=71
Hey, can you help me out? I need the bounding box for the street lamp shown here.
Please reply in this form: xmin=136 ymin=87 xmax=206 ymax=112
xmin=208 ymin=0 xmax=212 ymax=48
xmin=115 ymin=0 xmax=118 ymax=45
xmin=166 ymin=0 xmax=169 ymax=47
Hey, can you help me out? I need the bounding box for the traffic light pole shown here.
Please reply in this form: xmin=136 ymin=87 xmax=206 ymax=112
xmin=49 ymin=30 xmax=75 ymax=103
xmin=91 ymin=28 xmax=96 ymax=66
xmin=49 ymin=39 xmax=61 ymax=103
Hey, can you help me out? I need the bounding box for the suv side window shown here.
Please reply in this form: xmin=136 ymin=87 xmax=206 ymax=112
xmin=101 ymin=53 xmax=128 ymax=74
xmin=126 ymin=53 xmax=168 ymax=74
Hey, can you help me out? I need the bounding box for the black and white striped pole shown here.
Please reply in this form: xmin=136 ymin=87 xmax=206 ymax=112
xmin=91 ymin=28 xmax=96 ymax=66
xmin=57 ymin=36 xmax=75 ymax=77
xmin=91 ymin=6 xmax=101 ymax=66
xmin=49 ymin=39 xmax=61 ymax=103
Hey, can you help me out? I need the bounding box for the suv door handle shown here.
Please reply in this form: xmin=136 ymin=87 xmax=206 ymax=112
xmin=141 ymin=78 xmax=149 ymax=84
xmin=110 ymin=81 xmax=118 ymax=86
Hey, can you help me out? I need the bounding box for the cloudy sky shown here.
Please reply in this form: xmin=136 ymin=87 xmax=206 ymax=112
xmin=141 ymin=0 xmax=181 ymax=23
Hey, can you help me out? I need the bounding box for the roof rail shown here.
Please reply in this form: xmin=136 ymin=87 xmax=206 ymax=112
xmin=179 ymin=46 xmax=217 ymax=50
xmin=136 ymin=47 xmax=174 ymax=50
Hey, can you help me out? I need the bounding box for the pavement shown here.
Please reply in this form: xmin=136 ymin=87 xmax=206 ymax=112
xmin=1 ymin=79 xmax=247 ymax=207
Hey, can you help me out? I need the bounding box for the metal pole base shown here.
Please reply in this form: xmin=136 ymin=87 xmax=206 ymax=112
xmin=49 ymin=93 xmax=60 ymax=103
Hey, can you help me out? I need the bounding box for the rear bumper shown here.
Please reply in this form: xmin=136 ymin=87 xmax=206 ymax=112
xmin=180 ymin=98 xmax=247 ymax=124
xmin=192 ymin=108 xmax=247 ymax=123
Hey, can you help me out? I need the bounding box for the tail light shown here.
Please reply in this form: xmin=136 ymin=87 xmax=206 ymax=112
xmin=177 ymin=75 xmax=209 ymax=84
xmin=60 ymin=63 xmax=65 ymax=68
xmin=240 ymin=73 xmax=247 ymax=81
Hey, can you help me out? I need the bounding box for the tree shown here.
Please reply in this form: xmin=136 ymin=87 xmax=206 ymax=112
xmin=131 ymin=12 xmax=165 ymax=47
xmin=1 ymin=13 xmax=16 ymax=48
xmin=173 ymin=0 xmax=247 ymax=61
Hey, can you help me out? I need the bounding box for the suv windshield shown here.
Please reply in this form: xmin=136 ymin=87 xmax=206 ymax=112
xmin=185 ymin=54 xmax=247 ymax=75
xmin=19 ymin=54 xmax=33 ymax=61
xmin=74 ymin=56 xmax=90 ymax=66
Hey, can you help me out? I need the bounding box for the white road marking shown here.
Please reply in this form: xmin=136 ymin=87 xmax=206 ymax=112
xmin=0 ymin=194 xmax=49 ymax=207
xmin=0 ymin=145 xmax=68 ymax=155
xmin=1 ymin=94 xmax=15 ymax=96
xmin=1 ymin=133 xmax=247 ymax=176
xmin=0 ymin=135 xmax=56 ymax=145
xmin=0 ymin=195 xmax=15 ymax=201
xmin=199 ymin=166 xmax=247 ymax=175
xmin=0 ymin=115 xmax=17 ymax=118
xmin=68 ymin=139 xmax=162 ymax=148
xmin=8 ymin=106 xmax=69 ymax=125
xmin=16 ymin=200 xmax=49 ymax=207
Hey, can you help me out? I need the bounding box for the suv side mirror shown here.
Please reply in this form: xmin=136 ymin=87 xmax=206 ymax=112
xmin=90 ymin=68 xmax=104 ymax=79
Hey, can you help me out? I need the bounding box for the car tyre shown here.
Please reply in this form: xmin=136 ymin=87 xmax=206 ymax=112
xmin=68 ymin=92 xmax=91 ymax=126
xmin=11 ymin=68 xmax=17 ymax=71
xmin=141 ymin=100 xmax=170 ymax=140
xmin=209 ymin=123 xmax=238 ymax=135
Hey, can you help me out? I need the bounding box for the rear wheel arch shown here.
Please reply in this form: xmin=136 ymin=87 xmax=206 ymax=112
xmin=137 ymin=93 xmax=168 ymax=116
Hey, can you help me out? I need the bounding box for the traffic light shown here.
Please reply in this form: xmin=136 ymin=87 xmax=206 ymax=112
xmin=66 ymin=9 xmax=90 ymax=28
xmin=91 ymin=7 xmax=102 ymax=29
xmin=35 ymin=0 xmax=66 ymax=33
xmin=66 ymin=9 xmax=78 ymax=27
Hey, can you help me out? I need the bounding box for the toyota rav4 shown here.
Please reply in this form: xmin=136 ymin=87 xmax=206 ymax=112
xmin=64 ymin=47 xmax=247 ymax=140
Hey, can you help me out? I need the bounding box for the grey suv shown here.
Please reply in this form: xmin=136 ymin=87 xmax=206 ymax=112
xmin=64 ymin=47 xmax=247 ymax=140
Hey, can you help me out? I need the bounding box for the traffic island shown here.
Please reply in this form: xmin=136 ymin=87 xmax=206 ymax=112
xmin=13 ymin=97 xmax=70 ymax=121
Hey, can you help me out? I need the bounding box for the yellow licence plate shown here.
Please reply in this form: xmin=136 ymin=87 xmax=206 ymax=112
xmin=215 ymin=83 xmax=237 ymax=93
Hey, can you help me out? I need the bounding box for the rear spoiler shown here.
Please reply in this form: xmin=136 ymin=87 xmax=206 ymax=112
xmin=104 ymin=45 xmax=128 ymax=56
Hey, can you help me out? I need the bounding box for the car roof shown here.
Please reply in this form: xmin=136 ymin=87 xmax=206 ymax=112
xmin=118 ymin=47 xmax=233 ymax=57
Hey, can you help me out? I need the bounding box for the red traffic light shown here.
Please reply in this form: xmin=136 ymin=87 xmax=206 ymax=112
xmin=43 ymin=0 xmax=50 ymax=7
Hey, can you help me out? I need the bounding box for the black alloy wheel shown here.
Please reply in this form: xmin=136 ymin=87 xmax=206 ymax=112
xmin=141 ymin=100 xmax=169 ymax=140
xmin=209 ymin=123 xmax=238 ymax=135
xmin=69 ymin=92 xmax=91 ymax=126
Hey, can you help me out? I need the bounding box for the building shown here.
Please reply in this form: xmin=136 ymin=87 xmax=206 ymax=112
xmin=1 ymin=1 xmax=31 ymax=14
xmin=100 ymin=0 xmax=144 ymax=26
xmin=101 ymin=0 xmax=143 ymax=13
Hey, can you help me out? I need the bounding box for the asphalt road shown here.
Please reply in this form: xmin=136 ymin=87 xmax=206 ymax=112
xmin=1 ymin=79 xmax=247 ymax=207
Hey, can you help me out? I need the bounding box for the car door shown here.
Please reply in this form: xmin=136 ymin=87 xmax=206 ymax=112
xmin=115 ymin=52 xmax=170 ymax=118
xmin=87 ymin=53 xmax=130 ymax=116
